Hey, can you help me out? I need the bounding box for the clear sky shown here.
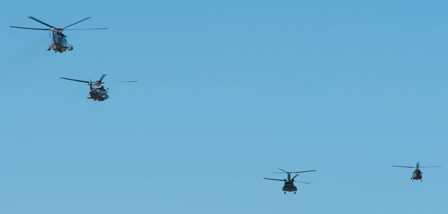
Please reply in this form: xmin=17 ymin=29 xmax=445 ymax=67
xmin=1 ymin=1 xmax=447 ymax=213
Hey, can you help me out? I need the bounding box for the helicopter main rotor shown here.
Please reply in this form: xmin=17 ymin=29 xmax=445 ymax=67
xmin=274 ymin=168 xmax=317 ymax=174
xmin=392 ymin=162 xmax=443 ymax=169
xmin=10 ymin=16 xmax=108 ymax=32
xmin=264 ymin=168 xmax=316 ymax=183
xmin=60 ymin=74 xmax=138 ymax=85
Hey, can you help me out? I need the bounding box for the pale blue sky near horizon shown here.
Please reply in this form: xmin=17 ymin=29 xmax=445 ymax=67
xmin=1 ymin=1 xmax=447 ymax=213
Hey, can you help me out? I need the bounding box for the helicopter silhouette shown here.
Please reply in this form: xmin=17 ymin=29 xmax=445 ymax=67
xmin=10 ymin=16 xmax=107 ymax=53
xmin=60 ymin=74 xmax=137 ymax=101
xmin=264 ymin=168 xmax=316 ymax=194
xmin=392 ymin=162 xmax=442 ymax=181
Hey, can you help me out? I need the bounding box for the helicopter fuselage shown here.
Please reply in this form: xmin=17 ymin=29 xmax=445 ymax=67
xmin=88 ymin=85 xmax=109 ymax=101
xmin=282 ymin=181 xmax=298 ymax=192
xmin=48 ymin=31 xmax=72 ymax=53
xmin=411 ymin=169 xmax=422 ymax=181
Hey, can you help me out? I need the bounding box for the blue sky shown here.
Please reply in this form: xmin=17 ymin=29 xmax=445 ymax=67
xmin=1 ymin=1 xmax=447 ymax=213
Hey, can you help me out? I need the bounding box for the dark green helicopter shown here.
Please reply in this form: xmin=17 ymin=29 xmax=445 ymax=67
xmin=264 ymin=169 xmax=316 ymax=194
xmin=60 ymin=74 xmax=137 ymax=101
xmin=392 ymin=162 xmax=442 ymax=181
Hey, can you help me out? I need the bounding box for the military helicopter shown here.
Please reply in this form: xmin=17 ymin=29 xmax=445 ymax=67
xmin=60 ymin=74 xmax=137 ymax=101
xmin=392 ymin=162 xmax=442 ymax=181
xmin=10 ymin=16 xmax=107 ymax=53
xmin=264 ymin=168 xmax=316 ymax=194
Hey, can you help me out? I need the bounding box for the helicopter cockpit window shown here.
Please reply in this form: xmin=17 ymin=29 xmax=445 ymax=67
xmin=55 ymin=34 xmax=64 ymax=42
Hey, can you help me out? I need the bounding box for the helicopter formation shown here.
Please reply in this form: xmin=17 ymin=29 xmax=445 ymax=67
xmin=8 ymin=17 xmax=444 ymax=195
xmin=264 ymin=162 xmax=443 ymax=194
xmin=11 ymin=17 xmax=134 ymax=101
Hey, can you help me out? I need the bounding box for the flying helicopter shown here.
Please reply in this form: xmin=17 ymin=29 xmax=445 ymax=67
xmin=264 ymin=168 xmax=316 ymax=194
xmin=10 ymin=16 xmax=107 ymax=53
xmin=60 ymin=74 xmax=137 ymax=101
xmin=392 ymin=162 xmax=442 ymax=181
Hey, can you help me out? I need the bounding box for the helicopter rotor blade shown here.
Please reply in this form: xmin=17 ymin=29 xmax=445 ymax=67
xmin=292 ymin=174 xmax=300 ymax=180
xmin=263 ymin=178 xmax=285 ymax=182
xmin=10 ymin=26 xmax=49 ymax=30
xmin=28 ymin=16 xmax=55 ymax=28
xmin=291 ymin=170 xmax=317 ymax=174
xmin=103 ymin=81 xmax=138 ymax=84
xmin=391 ymin=165 xmax=415 ymax=168
xmin=420 ymin=166 xmax=443 ymax=168
xmin=277 ymin=168 xmax=289 ymax=173
xmin=64 ymin=28 xmax=108 ymax=31
xmin=98 ymin=74 xmax=107 ymax=83
xmin=296 ymin=181 xmax=311 ymax=184
xmin=63 ymin=17 xmax=91 ymax=29
xmin=60 ymin=77 xmax=90 ymax=83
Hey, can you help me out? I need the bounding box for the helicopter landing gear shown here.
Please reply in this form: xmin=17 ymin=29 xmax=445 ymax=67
xmin=46 ymin=45 xmax=51 ymax=51
xmin=68 ymin=45 xmax=73 ymax=51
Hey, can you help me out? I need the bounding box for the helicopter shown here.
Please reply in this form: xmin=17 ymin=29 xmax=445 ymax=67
xmin=60 ymin=74 xmax=137 ymax=101
xmin=392 ymin=162 xmax=442 ymax=181
xmin=10 ymin=16 xmax=107 ymax=53
xmin=264 ymin=168 xmax=316 ymax=194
